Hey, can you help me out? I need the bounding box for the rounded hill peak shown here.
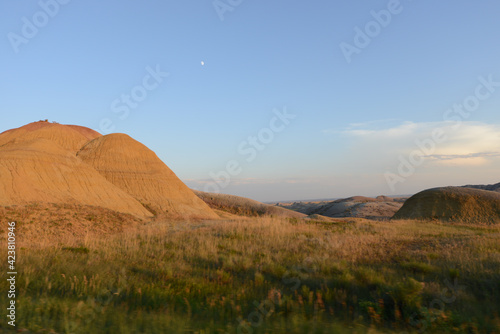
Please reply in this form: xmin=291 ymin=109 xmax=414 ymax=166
xmin=0 ymin=121 xmax=101 ymax=153
xmin=393 ymin=186 xmax=500 ymax=224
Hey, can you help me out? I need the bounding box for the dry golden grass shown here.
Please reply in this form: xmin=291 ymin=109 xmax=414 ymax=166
xmin=0 ymin=203 xmax=146 ymax=242
xmin=0 ymin=214 xmax=499 ymax=333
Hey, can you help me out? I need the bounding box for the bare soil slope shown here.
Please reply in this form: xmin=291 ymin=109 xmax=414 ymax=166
xmin=77 ymin=134 xmax=218 ymax=219
xmin=0 ymin=121 xmax=219 ymax=220
xmin=393 ymin=186 xmax=500 ymax=224
xmin=0 ymin=138 xmax=153 ymax=218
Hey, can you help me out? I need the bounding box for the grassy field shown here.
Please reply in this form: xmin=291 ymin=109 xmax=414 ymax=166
xmin=0 ymin=214 xmax=499 ymax=333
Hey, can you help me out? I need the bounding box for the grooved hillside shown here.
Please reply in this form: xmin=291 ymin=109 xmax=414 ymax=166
xmin=0 ymin=121 xmax=218 ymax=220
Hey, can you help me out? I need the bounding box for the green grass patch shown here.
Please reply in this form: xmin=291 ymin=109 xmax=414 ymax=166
xmin=0 ymin=218 xmax=498 ymax=333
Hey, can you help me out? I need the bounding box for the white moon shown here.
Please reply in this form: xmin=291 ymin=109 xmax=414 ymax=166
xmin=201 ymin=61 xmax=205 ymax=66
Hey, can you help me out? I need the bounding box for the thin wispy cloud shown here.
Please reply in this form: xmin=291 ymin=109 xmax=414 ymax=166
xmin=336 ymin=121 xmax=500 ymax=166
xmin=343 ymin=121 xmax=421 ymax=138
xmin=427 ymin=152 xmax=500 ymax=161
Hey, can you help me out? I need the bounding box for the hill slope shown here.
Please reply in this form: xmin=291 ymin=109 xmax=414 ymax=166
xmin=462 ymin=182 xmax=500 ymax=192
xmin=278 ymin=196 xmax=406 ymax=220
xmin=0 ymin=121 xmax=219 ymax=220
xmin=393 ymin=186 xmax=500 ymax=224
xmin=0 ymin=138 xmax=153 ymax=217
xmin=193 ymin=190 xmax=306 ymax=218
xmin=77 ymin=134 xmax=218 ymax=220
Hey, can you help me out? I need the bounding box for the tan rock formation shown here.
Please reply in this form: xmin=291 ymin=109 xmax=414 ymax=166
xmin=0 ymin=138 xmax=153 ymax=218
xmin=0 ymin=121 xmax=218 ymax=220
xmin=77 ymin=133 xmax=218 ymax=219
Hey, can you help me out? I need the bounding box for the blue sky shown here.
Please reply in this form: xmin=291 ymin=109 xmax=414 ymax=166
xmin=2 ymin=1 xmax=500 ymax=202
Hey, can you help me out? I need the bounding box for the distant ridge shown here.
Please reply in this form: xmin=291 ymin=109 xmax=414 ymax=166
xmin=462 ymin=182 xmax=500 ymax=193
xmin=277 ymin=195 xmax=407 ymax=220
xmin=193 ymin=190 xmax=306 ymax=218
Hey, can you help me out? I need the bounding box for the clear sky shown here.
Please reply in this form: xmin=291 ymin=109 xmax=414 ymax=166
xmin=1 ymin=1 xmax=500 ymax=202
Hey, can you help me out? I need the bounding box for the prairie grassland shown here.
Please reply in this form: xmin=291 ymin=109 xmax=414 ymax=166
xmin=0 ymin=215 xmax=499 ymax=333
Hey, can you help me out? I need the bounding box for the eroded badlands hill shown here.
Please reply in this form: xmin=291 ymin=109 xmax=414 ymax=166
xmin=78 ymin=134 xmax=218 ymax=219
xmin=278 ymin=196 xmax=407 ymax=220
xmin=0 ymin=121 xmax=217 ymax=220
xmin=393 ymin=186 xmax=500 ymax=224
